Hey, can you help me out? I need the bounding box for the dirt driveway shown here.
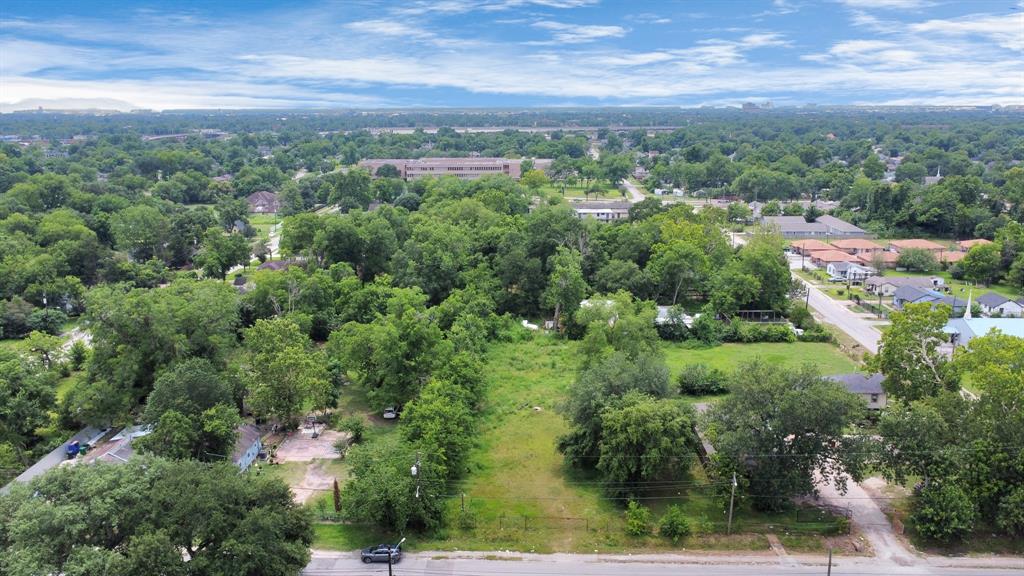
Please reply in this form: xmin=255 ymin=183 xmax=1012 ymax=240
xmin=816 ymin=474 xmax=919 ymax=568
xmin=274 ymin=429 xmax=346 ymax=462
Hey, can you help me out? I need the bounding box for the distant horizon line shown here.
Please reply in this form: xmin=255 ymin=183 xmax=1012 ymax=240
xmin=4 ymin=103 xmax=1023 ymax=115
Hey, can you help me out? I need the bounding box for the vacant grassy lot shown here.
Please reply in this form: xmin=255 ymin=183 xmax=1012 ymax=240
xmin=316 ymin=336 xmax=858 ymax=553
xmin=662 ymin=342 xmax=857 ymax=377
xmin=247 ymin=213 xmax=279 ymax=240
xmin=541 ymin=183 xmax=624 ymax=201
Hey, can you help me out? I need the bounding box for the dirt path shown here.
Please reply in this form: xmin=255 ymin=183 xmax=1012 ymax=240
xmin=292 ymin=460 xmax=335 ymax=504
xmin=816 ymin=475 xmax=919 ymax=568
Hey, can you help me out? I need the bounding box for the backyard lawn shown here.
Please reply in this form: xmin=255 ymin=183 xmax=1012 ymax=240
xmin=315 ymin=336 xmax=859 ymax=553
xmin=540 ymin=183 xmax=624 ymax=201
xmin=247 ymin=213 xmax=279 ymax=240
xmin=891 ymin=270 xmax=1021 ymax=300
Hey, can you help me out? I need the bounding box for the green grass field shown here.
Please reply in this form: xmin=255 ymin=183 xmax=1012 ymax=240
xmin=540 ymin=182 xmax=624 ymax=201
xmin=315 ymin=336 xmax=858 ymax=553
xmin=247 ymin=213 xmax=279 ymax=240
xmin=662 ymin=342 xmax=858 ymax=377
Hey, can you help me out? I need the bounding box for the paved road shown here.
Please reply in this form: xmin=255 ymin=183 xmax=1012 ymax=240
xmin=227 ymin=221 xmax=282 ymax=276
xmin=304 ymin=550 xmax=1024 ymax=575
xmin=802 ymin=279 xmax=881 ymax=354
xmin=620 ymin=179 xmax=645 ymax=203
xmin=786 ymin=255 xmax=882 ymax=354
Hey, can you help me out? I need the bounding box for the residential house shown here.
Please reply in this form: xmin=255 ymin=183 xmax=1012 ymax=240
xmin=957 ymin=239 xmax=993 ymax=252
xmin=855 ymin=250 xmax=899 ymax=269
xmin=828 ymin=373 xmax=887 ymax=410
xmin=810 ymin=250 xmax=860 ymax=267
xmin=571 ymin=201 xmax=631 ymax=222
xmin=864 ymin=275 xmax=945 ymax=296
xmin=246 ymin=191 xmax=280 ymax=214
xmin=893 ymin=286 xmax=967 ymax=315
xmin=976 ymin=292 xmax=1024 ymax=317
xmin=944 ymin=318 xmax=1024 ymax=347
xmin=826 ymin=261 xmax=875 ymax=283
xmin=232 ymin=424 xmax=263 ymax=472
xmin=938 ymin=250 xmax=966 ymax=264
xmin=887 ymin=239 xmax=945 ymax=254
xmin=830 ymin=238 xmax=883 ymax=256
xmin=789 ymin=239 xmax=831 ymax=256
xmin=257 ymin=259 xmax=300 ymax=271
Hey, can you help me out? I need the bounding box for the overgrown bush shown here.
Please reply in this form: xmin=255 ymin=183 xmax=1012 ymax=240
xmin=726 ymin=320 xmax=795 ymax=343
xmin=337 ymin=415 xmax=365 ymax=443
xmin=658 ymin=505 xmax=692 ymax=542
xmin=787 ymin=305 xmax=816 ymax=330
xmin=68 ymin=340 xmax=89 ymax=370
xmin=624 ymin=500 xmax=652 ymax=536
xmin=912 ymin=483 xmax=976 ymax=543
xmin=798 ymin=327 xmax=834 ymax=343
xmin=677 ymin=363 xmax=729 ymax=395
xmin=688 ymin=312 xmax=722 ymax=345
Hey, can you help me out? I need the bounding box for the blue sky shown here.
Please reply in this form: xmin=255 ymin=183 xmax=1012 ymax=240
xmin=1 ymin=0 xmax=1022 ymax=110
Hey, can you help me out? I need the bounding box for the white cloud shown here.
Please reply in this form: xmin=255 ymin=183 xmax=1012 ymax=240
xmin=1 ymin=75 xmax=387 ymax=112
xmin=392 ymin=0 xmax=598 ymax=16
xmin=529 ymin=20 xmax=627 ymax=44
xmin=911 ymin=13 xmax=1024 ymax=51
xmin=1 ymin=2 xmax=1021 ymax=109
xmin=838 ymin=0 xmax=932 ymax=9
xmin=742 ymin=33 xmax=791 ymax=48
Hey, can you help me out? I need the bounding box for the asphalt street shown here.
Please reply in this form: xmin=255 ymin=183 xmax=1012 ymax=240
xmin=787 ymin=254 xmax=882 ymax=354
xmin=304 ymin=550 xmax=1024 ymax=576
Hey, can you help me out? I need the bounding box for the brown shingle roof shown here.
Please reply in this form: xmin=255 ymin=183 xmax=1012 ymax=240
xmin=790 ymin=239 xmax=832 ymax=251
xmin=831 ymin=238 xmax=883 ymax=250
xmin=957 ymin=239 xmax=993 ymax=250
xmin=812 ymin=250 xmax=860 ymax=263
xmin=888 ymin=239 xmax=945 ymax=251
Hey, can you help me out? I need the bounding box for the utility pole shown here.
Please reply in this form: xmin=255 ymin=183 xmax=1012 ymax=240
xmin=727 ymin=472 xmax=737 ymax=535
xmin=411 ymin=452 xmax=421 ymax=499
xmin=827 ymin=546 xmax=833 ymax=576
xmin=389 ymin=537 xmax=406 ymax=576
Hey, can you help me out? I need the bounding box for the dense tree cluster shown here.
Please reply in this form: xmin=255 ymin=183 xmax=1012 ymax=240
xmin=873 ymin=308 xmax=1024 ymax=542
xmin=0 ymin=457 xmax=312 ymax=576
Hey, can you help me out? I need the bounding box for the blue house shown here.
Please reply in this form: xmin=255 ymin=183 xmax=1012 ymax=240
xmin=893 ymin=285 xmax=967 ymax=315
xmin=944 ymin=318 xmax=1024 ymax=348
xmin=232 ymin=424 xmax=263 ymax=472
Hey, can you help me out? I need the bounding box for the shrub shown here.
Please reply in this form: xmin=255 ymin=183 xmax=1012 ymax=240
xmin=658 ymin=505 xmax=692 ymax=542
xmin=337 ymin=415 xmax=365 ymax=443
xmin=677 ymin=363 xmax=729 ymax=395
xmin=798 ymin=327 xmax=834 ymax=343
xmin=727 ymin=321 xmax=796 ymax=343
xmin=689 ymin=312 xmax=722 ymax=345
xmin=787 ymin=305 xmax=816 ymax=330
xmin=912 ymin=483 xmax=976 ymax=543
xmin=27 ymin=308 xmax=67 ymax=336
xmin=68 ymin=340 xmax=89 ymax=370
xmin=996 ymin=485 xmax=1024 ymax=537
xmin=624 ymin=500 xmax=652 ymax=536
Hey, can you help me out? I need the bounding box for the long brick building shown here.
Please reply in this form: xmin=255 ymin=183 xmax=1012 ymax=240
xmin=358 ymin=157 xmax=551 ymax=180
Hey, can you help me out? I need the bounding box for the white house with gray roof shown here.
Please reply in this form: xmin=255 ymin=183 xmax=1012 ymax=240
xmin=976 ymin=292 xmax=1024 ymax=317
